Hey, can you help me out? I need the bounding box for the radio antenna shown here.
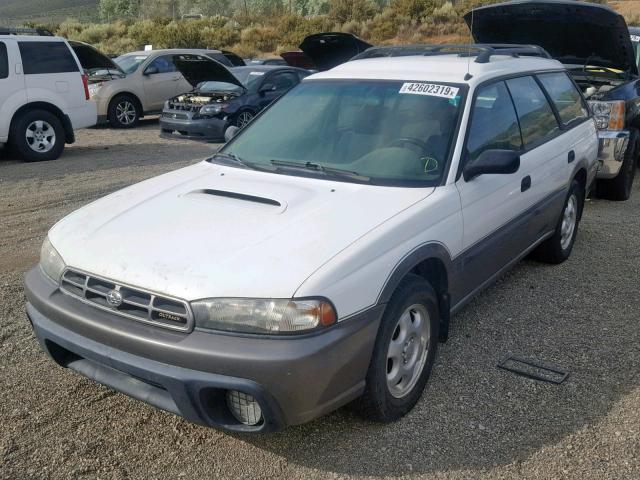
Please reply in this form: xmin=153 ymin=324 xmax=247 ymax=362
xmin=465 ymin=8 xmax=474 ymax=81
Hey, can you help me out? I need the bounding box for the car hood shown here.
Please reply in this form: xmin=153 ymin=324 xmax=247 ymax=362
xmin=299 ymin=32 xmax=373 ymax=71
xmin=465 ymin=0 xmax=639 ymax=75
xmin=49 ymin=162 xmax=434 ymax=302
xmin=280 ymin=51 xmax=316 ymax=70
xmin=173 ymin=54 xmax=245 ymax=89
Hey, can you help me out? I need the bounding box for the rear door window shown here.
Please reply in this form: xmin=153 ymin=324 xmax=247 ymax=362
xmin=466 ymin=81 xmax=523 ymax=162
xmin=18 ymin=41 xmax=79 ymax=74
xmin=505 ymin=76 xmax=560 ymax=149
xmin=537 ymin=72 xmax=589 ymax=127
xmin=0 ymin=42 xmax=8 ymax=79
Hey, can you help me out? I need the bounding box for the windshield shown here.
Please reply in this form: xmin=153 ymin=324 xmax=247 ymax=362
xmin=197 ymin=69 xmax=266 ymax=93
xmin=114 ymin=54 xmax=149 ymax=74
xmin=220 ymin=80 xmax=464 ymax=186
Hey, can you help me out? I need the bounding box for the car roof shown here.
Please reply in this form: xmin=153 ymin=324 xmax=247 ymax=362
xmin=308 ymin=54 xmax=565 ymax=87
xmin=0 ymin=35 xmax=66 ymax=42
xmin=123 ymin=48 xmax=223 ymax=56
xmin=230 ymin=65 xmax=303 ymax=73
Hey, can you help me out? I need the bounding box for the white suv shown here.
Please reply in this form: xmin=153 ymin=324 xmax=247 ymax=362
xmin=25 ymin=45 xmax=598 ymax=432
xmin=0 ymin=29 xmax=97 ymax=162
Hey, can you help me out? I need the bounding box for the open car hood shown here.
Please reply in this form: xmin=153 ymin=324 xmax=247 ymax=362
xmin=299 ymin=32 xmax=372 ymax=71
xmin=280 ymin=51 xmax=315 ymax=70
xmin=465 ymin=0 xmax=638 ymax=75
xmin=173 ymin=54 xmax=244 ymax=89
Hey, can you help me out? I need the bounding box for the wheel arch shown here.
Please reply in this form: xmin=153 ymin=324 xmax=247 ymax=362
xmin=377 ymin=243 xmax=453 ymax=342
xmin=10 ymin=102 xmax=74 ymax=144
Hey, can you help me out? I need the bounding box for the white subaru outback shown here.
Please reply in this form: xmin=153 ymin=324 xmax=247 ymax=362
xmin=25 ymin=45 xmax=598 ymax=432
xmin=0 ymin=29 xmax=97 ymax=162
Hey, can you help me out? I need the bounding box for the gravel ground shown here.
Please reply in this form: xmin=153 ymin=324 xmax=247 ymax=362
xmin=0 ymin=122 xmax=638 ymax=480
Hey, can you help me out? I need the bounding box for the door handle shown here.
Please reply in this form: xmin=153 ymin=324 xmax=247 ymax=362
xmin=568 ymin=150 xmax=575 ymax=163
xmin=521 ymin=175 xmax=532 ymax=192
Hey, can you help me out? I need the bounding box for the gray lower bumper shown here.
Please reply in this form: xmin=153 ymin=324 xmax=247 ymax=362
xmin=24 ymin=268 xmax=383 ymax=432
xmin=596 ymin=130 xmax=630 ymax=179
xmin=160 ymin=116 xmax=227 ymax=142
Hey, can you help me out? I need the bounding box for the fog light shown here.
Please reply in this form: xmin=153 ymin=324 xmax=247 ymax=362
xmin=226 ymin=390 xmax=263 ymax=426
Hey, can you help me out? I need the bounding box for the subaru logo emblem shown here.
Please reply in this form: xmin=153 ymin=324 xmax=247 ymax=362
xmin=106 ymin=289 xmax=123 ymax=307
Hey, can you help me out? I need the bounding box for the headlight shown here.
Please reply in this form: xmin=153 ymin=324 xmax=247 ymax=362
xmin=191 ymin=298 xmax=337 ymax=334
xmin=87 ymin=82 xmax=103 ymax=98
xmin=40 ymin=237 xmax=66 ymax=282
xmin=199 ymin=103 xmax=227 ymax=116
xmin=588 ymin=100 xmax=625 ymax=131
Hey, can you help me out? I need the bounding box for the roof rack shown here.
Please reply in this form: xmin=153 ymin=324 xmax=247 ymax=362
xmin=352 ymin=43 xmax=552 ymax=64
xmin=0 ymin=27 xmax=54 ymax=36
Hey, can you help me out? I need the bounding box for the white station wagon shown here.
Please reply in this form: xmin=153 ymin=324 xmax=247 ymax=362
xmin=25 ymin=45 xmax=599 ymax=432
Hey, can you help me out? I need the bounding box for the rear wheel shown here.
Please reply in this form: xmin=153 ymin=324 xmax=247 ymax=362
xmin=358 ymin=274 xmax=439 ymax=422
xmin=10 ymin=109 xmax=65 ymax=162
xmin=108 ymin=94 xmax=140 ymax=129
xmin=597 ymin=128 xmax=638 ymax=201
xmin=534 ymin=180 xmax=583 ymax=264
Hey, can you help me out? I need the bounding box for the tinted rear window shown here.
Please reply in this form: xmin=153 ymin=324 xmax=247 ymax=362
xmin=537 ymin=72 xmax=589 ymax=127
xmin=19 ymin=41 xmax=79 ymax=74
xmin=0 ymin=42 xmax=7 ymax=79
xmin=506 ymin=76 xmax=560 ymax=149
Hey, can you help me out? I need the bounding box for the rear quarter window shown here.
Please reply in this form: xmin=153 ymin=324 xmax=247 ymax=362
xmin=19 ymin=41 xmax=79 ymax=74
xmin=0 ymin=42 xmax=7 ymax=79
xmin=537 ymin=72 xmax=589 ymax=127
xmin=506 ymin=76 xmax=560 ymax=149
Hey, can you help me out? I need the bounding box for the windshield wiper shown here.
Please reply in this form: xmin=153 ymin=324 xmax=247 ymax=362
xmin=210 ymin=152 xmax=268 ymax=171
xmin=270 ymin=160 xmax=370 ymax=181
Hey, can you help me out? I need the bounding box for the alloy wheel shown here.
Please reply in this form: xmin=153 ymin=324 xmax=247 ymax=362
xmin=116 ymin=100 xmax=137 ymax=125
xmin=386 ymin=304 xmax=431 ymax=398
xmin=560 ymin=193 xmax=578 ymax=250
xmin=237 ymin=112 xmax=254 ymax=128
xmin=25 ymin=120 xmax=56 ymax=153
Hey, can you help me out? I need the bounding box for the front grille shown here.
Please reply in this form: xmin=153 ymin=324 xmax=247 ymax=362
xmin=162 ymin=112 xmax=189 ymax=120
xmin=167 ymin=102 xmax=201 ymax=112
xmin=59 ymin=268 xmax=193 ymax=332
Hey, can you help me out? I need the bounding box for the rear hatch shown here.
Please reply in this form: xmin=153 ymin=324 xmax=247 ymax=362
xmin=464 ymin=0 xmax=638 ymax=75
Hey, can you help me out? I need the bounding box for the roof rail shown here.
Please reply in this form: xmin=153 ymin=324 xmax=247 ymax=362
xmin=352 ymin=43 xmax=552 ymax=64
xmin=0 ymin=27 xmax=54 ymax=36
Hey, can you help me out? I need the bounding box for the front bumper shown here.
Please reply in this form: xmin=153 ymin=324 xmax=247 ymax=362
xmin=24 ymin=268 xmax=383 ymax=432
xmin=596 ymin=130 xmax=630 ymax=179
xmin=160 ymin=114 xmax=228 ymax=142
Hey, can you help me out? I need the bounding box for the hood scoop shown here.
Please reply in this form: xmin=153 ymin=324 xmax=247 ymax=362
xmin=186 ymin=189 xmax=286 ymax=213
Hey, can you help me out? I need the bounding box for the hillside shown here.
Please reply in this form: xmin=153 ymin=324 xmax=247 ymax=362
xmin=0 ymin=0 xmax=99 ymax=25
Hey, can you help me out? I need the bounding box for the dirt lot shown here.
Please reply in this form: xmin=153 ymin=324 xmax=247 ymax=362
xmin=1 ymin=121 xmax=639 ymax=480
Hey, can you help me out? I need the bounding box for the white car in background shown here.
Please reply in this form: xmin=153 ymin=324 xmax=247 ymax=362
xmin=89 ymin=48 xmax=242 ymax=128
xmin=26 ymin=45 xmax=598 ymax=432
xmin=0 ymin=28 xmax=96 ymax=162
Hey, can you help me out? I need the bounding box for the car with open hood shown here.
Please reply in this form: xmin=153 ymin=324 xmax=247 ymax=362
xmin=465 ymin=0 xmax=640 ymax=200
xmin=69 ymin=41 xmax=125 ymax=84
xmin=88 ymin=48 xmax=243 ymax=128
xmin=25 ymin=44 xmax=598 ymax=432
xmin=160 ymin=55 xmax=310 ymax=142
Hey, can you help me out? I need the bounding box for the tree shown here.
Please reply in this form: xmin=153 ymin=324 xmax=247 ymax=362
xmin=99 ymin=0 xmax=136 ymax=20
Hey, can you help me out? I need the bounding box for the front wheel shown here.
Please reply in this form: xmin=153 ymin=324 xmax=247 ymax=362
xmin=534 ymin=180 xmax=583 ymax=264
xmin=10 ymin=109 xmax=65 ymax=162
xmin=597 ymin=128 xmax=638 ymax=201
xmin=234 ymin=110 xmax=254 ymax=129
xmin=357 ymin=274 xmax=439 ymax=422
xmin=108 ymin=94 xmax=140 ymax=129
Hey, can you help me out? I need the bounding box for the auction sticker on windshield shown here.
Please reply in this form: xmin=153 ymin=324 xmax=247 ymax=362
xmin=399 ymin=83 xmax=459 ymax=99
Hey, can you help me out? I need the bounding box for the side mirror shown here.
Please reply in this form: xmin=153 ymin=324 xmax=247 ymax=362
xmin=463 ymin=149 xmax=520 ymax=181
xmin=224 ymin=125 xmax=240 ymax=142
xmin=259 ymin=83 xmax=275 ymax=94
xmin=144 ymin=65 xmax=159 ymax=76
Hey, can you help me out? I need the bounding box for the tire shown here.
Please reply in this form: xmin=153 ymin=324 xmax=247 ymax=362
xmin=10 ymin=109 xmax=65 ymax=162
xmin=234 ymin=110 xmax=254 ymax=129
xmin=108 ymin=94 xmax=140 ymax=129
xmin=357 ymin=274 xmax=439 ymax=422
xmin=597 ymin=128 xmax=638 ymax=201
xmin=534 ymin=180 xmax=583 ymax=264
